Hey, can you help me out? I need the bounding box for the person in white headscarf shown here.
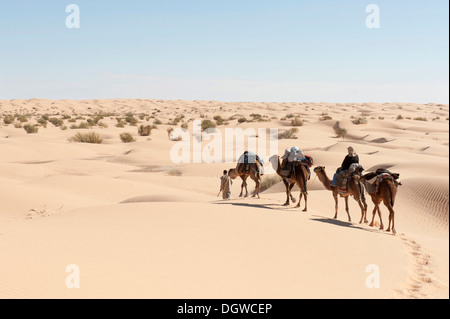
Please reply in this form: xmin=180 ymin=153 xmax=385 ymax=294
xmin=332 ymin=146 xmax=360 ymax=186
xmin=339 ymin=146 xmax=359 ymax=172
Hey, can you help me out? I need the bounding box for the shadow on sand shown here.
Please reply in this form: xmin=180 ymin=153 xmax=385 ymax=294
xmin=213 ymin=199 xmax=300 ymax=212
xmin=214 ymin=200 xmax=392 ymax=236
xmin=310 ymin=215 xmax=392 ymax=236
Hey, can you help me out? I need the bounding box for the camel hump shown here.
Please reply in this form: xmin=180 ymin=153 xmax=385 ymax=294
xmin=237 ymin=151 xmax=264 ymax=166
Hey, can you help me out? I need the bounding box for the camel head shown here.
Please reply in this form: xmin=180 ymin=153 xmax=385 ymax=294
xmin=314 ymin=166 xmax=325 ymax=174
xmin=268 ymin=155 xmax=281 ymax=171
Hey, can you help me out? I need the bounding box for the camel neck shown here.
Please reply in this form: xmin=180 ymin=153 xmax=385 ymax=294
xmin=317 ymin=171 xmax=333 ymax=191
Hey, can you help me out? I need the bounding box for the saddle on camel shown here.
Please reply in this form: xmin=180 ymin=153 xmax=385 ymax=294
xmin=280 ymin=147 xmax=314 ymax=179
xmin=237 ymin=151 xmax=265 ymax=176
xmin=331 ymin=146 xmax=363 ymax=194
xmin=332 ymin=163 xmax=365 ymax=194
xmin=362 ymin=169 xmax=402 ymax=194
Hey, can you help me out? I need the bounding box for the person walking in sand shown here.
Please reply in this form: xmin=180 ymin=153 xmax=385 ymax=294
xmin=218 ymin=170 xmax=232 ymax=200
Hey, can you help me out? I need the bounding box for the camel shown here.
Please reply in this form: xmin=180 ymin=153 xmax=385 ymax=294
xmin=269 ymin=155 xmax=309 ymax=211
xmin=362 ymin=174 xmax=399 ymax=235
xmin=228 ymin=161 xmax=262 ymax=199
xmin=313 ymin=166 xmax=368 ymax=223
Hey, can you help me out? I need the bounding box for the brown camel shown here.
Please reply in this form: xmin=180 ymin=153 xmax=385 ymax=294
xmin=314 ymin=166 xmax=368 ymax=223
xmin=228 ymin=162 xmax=262 ymax=199
xmin=362 ymin=175 xmax=399 ymax=235
xmin=269 ymin=155 xmax=309 ymax=211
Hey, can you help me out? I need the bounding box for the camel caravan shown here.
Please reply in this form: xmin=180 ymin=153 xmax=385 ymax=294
xmin=218 ymin=146 xmax=402 ymax=235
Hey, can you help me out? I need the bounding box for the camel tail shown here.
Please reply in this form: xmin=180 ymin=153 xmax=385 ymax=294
xmin=360 ymin=180 xmax=366 ymax=202
xmin=388 ymin=181 xmax=396 ymax=207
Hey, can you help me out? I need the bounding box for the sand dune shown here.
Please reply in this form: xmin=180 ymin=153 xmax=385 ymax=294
xmin=0 ymin=99 xmax=448 ymax=299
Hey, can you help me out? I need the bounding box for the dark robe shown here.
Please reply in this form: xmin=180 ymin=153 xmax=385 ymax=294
xmin=341 ymin=154 xmax=359 ymax=171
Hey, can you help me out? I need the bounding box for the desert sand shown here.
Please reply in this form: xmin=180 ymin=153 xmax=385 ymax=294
xmin=0 ymin=99 xmax=448 ymax=299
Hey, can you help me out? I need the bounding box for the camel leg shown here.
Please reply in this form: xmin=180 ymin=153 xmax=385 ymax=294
xmin=289 ymin=182 xmax=296 ymax=203
xmin=386 ymin=205 xmax=396 ymax=235
xmin=369 ymin=205 xmax=377 ymax=227
xmin=344 ymin=196 xmax=351 ymax=222
xmin=283 ymin=181 xmax=294 ymax=206
xmin=377 ymin=204 xmax=384 ymax=230
xmin=358 ymin=200 xmax=367 ymax=224
xmin=239 ymin=176 xmax=246 ymax=197
xmin=243 ymin=176 xmax=249 ymax=197
xmin=358 ymin=183 xmax=368 ymax=224
xmin=254 ymin=179 xmax=261 ymax=199
xmin=333 ymin=192 xmax=339 ymax=219
xmin=250 ymin=174 xmax=261 ymax=199
xmin=290 ymin=193 xmax=296 ymax=203
xmin=302 ymin=193 xmax=308 ymax=212
xmin=296 ymin=193 xmax=303 ymax=209
xmin=363 ymin=199 xmax=368 ymax=224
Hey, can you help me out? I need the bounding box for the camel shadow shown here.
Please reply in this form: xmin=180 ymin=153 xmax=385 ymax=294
xmin=310 ymin=215 xmax=393 ymax=236
xmin=214 ymin=200 xmax=296 ymax=212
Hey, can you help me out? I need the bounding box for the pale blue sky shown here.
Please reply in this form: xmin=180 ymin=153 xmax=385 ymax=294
xmin=0 ymin=0 xmax=448 ymax=103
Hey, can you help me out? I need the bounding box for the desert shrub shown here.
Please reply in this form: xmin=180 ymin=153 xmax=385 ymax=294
xmin=181 ymin=123 xmax=188 ymax=130
xmin=352 ymin=117 xmax=368 ymax=125
xmin=116 ymin=118 xmax=126 ymax=128
xmin=214 ymin=115 xmax=225 ymax=126
xmin=278 ymin=128 xmax=299 ymax=139
xmin=167 ymin=168 xmax=183 ymax=176
xmin=260 ymin=175 xmax=282 ymax=192
xmin=168 ymin=115 xmax=185 ymax=126
xmin=396 ymin=115 xmax=404 ymax=120
xmin=238 ymin=117 xmax=248 ymax=123
xmin=120 ymin=132 xmax=136 ymax=143
xmin=69 ymin=132 xmax=103 ymax=144
xmin=249 ymin=113 xmax=270 ymax=122
xmin=201 ymin=119 xmax=216 ymax=131
xmin=138 ymin=125 xmax=152 ymax=136
xmin=60 ymin=125 xmax=68 ymax=131
xmin=37 ymin=118 xmax=48 ymax=127
xmin=414 ymin=117 xmax=428 ymax=122
xmin=335 ymin=128 xmax=347 ymax=140
xmin=97 ymin=122 xmax=108 ymax=128
xmin=154 ymin=119 xmax=162 ymax=125
xmin=125 ymin=113 xmax=138 ymax=126
xmin=291 ymin=117 xmax=303 ymax=127
xmin=319 ymin=115 xmax=333 ymax=121
xmin=3 ymin=115 xmax=14 ymax=125
xmin=15 ymin=123 xmax=23 ymax=128
xmin=49 ymin=117 xmax=64 ymax=127
xmin=70 ymin=122 xmax=92 ymax=129
xmin=16 ymin=115 xmax=28 ymax=123
xmin=24 ymin=124 xmax=39 ymax=134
